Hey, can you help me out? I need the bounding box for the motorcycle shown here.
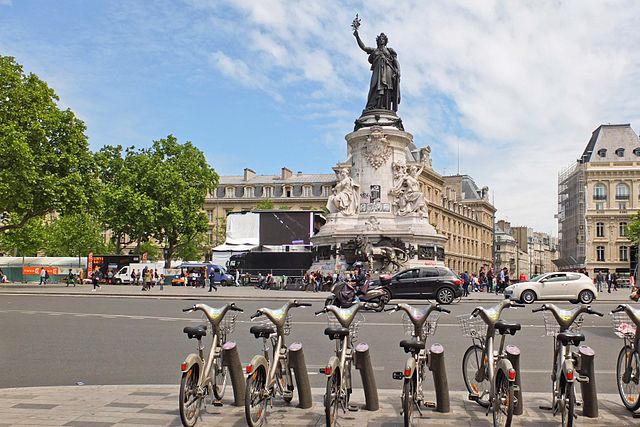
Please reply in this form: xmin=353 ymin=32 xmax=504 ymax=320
xmin=324 ymin=280 xmax=389 ymax=312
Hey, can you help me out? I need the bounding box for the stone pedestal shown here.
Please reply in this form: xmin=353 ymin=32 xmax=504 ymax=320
xmin=311 ymin=110 xmax=446 ymax=274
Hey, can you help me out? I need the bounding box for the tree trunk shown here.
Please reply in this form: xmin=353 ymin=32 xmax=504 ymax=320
xmin=164 ymin=244 xmax=174 ymax=269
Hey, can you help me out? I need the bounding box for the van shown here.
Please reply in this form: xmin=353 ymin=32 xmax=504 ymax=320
xmin=114 ymin=262 xmax=165 ymax=284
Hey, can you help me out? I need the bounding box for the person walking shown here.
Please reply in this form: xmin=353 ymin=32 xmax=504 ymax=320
xmin=91 ymin=268 xmax=101 ymax=291
xmin=66 ymin=269 xmax=76 ymax=287
xmin=158 ymin=273 xmax=165 ymax=291
xmin=208 ymin=273 xmax=217 ymax=292
xmin=234 ymin=269 xmax=240 ymax=286
xmin=461 ymin=271 xmax=470 ymax=297
xmin=142 ymin=269 xmax=151 ymax=291
xmin=612 ymin=272 xmax=619 ymax=292
xmin=496 ymin=268 xmax=505 ymax=294
xmin=487 ymin=268 xmax=494 ymax=293
xmin=39 ymin=268 xmax=47 ymax=285
xmin=596 ymin=271 xmax=604 ymax=293
xmin=130 ymin=269 xmax=136 ymax=286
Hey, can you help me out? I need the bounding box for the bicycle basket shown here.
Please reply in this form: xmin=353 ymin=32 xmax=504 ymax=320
xmin=403 ymin=313 xmax=440 ymax=340
xmin=457 ymin=314 xmax=487 ymax=338
xmin=256 ymin=314 xmax=292 ymax=336
xmin=326 ymin=312 xmax=365 ymax=343
xmin=543 ymin=312 xmax=583 ymax=337
xmin=611 ymin=312 xmax=637 ymax=339
xmin=221 ymin=314 xmax=236 ymax=335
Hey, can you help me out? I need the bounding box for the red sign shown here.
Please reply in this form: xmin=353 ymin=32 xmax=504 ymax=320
xmin=22 ymin=267 xmax=59 ymax=275
xmin=88 ymin=252 xmax=94 ymax=274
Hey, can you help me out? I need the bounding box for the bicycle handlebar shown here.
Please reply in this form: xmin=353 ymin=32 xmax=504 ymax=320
xmin=295 ymin=302 xmax=312 ymax=308
xmin=436 ymin=306 xmax=451 ymax=314
xmin=587 ymin=307 xmax=604 ymax=317
xmin=611 ymin=304 xmax=626 ymax=314
xmin=511 ymin=303 xmax=526 ymax=308
xmin=250 ymin=311 xmax=263 ymax=320
xmin=182 ymin=306 xmax=195 ymax=313
xmin=229 ymin=303 xmax=244 ymax=312
xmin=315 ymin=308 xmax=327 ymax=316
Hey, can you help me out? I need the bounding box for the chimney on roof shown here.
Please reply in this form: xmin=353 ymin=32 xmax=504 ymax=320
xmin=297 ymin=171 xmax=302 ymax=176
xmin=243 ymin=168 xmax=255 ymax=181
xmin=281 ymin=167 xmax=292 ymax=179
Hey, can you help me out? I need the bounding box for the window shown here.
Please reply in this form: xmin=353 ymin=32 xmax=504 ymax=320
xmin=619 ymin=222 xmax=627 ymax=237
xmin=634 ymin=147 xmax=640 ymax=156
xmin=322 ymin=185 xmax=331 ymax=197
xmin=597 ymin=148 xmax=607 ymax=157
xmin=596 ymin=246 xmax=605 ymax=262
xmin=616 ymin=183 xmax=630 ymax=200
xmin=620 ymin=246 xmax=629 ymax=261
xmin=596 ymin=222 xmax=604 ymax=237
xmin=207 ymin=210 xmax=214 ymax=222
xmin=302 ymin=185 xmax=312 ymax=197
xmin=396 ymin=269 xmax=419 ymax=280
xmin=421 ymin=268 xmax=439 ymax=278
xmin=615 ymin=148 xmax=625 ymax=157
xmin=225 ymin=187 xmax=235 ymax=198
xmin=263 ymin=186 xmax=273 ymax=198
xmin=243 ymin=187 xmax=253 ymax=198
xmin=619 ymin=202 xmax=627 ymax=211
xmin=544 ymin=274 xmax=567 ymax=283
xmin=593 ymin=183 xmax=607 ymax=200
xmin=595 ymin=202 xmax=604 ymax=211
xmin=283 ymin=186 xmax=292 ymax=197
xmin=496 ymin=245 xmax=501 ymax=251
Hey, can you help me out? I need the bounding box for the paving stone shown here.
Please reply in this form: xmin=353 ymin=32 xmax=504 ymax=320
xmin=104 ymin=402 xmax=148 ymax=409
xmin=63 ymin=422 xmax=115 ymax=427
xmin=11 ymin=403 xmax=58 ymax=410
xmin=128 ymin=392 xmax=171 ymax=397
xmin=115 ymin=418 xmax=168 ymax=425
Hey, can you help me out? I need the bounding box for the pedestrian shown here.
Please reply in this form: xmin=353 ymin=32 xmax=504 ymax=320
xmin=159 ymin=274 xmax=165 ymax=290
xmin=66 ymin=268 xmax=76 ymax=287
xmin=208 ymin=273 xmax=217 ymax=292
xmin=461 ymin=271 xmax=470 ymax=297
xmin=39 ymin=268 xmax=47 ymax=285
xmin=150 ymin=269 xmax=156 ymax=288
xmin=257 ymin=272 xmax=264 ymax=289
xmin=130 ymin=269 xmax=136 ymax=286
xmin=91 ymin=268 xmax=101 ymax=291
xmin=143 ymin=269 xmax=151 ymax=291
xmin=612 ymin=272 xmax=619 ymax=292
xmin=235 ymin=269 xmax=240 ymax=286
xmin=496 ymin=268 xmax=505 ymax=294
xmin=596 ymin=271 xmax=604 ymax=293
xmin=107 ymin=269 xmax=113 ymax=284
xmin=487 ymin=268 xmax=494 ymax=293
xmin=502 ymin=268 xmax=510 ymax=293
xmin=607 ymin=272 xmax=613 ymax=293
xmin=471 ymin=273 xmax=479 ymax=292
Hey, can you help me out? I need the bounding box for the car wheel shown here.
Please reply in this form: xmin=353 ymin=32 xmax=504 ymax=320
xmin=578 ymin=290 xmax=594 ymax=304
xmin=220 ymin=280 xmax=227 ymax=287
xmin=436 ymin=287 xmax=455 ymax=305
xmin=521 ymin=290 xmax=536 ymax=304
xmin=114 ymin=279 xmax=121 ymax=285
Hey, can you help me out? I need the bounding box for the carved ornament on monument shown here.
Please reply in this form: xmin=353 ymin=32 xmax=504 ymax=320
xmin=326 ymin=168 xmax=361 ymax=216
xmin=364 ymin=216 xmax=381 ymax=231
xmin=389 ymin=161 xmax=427 ymax=217
xmin=363 ymin=128 xmax=392 ymax=169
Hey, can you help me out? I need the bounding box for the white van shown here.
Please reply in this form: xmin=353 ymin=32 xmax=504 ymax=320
xmin=114 ymin=262 xmax=165 ymax=284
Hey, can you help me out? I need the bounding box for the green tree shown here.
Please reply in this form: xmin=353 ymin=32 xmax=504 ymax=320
xmin=0 ymin=55 xmax=96 ymax=232
xmin=132 ymin=240 xmax=161 ymax=261
xmin=628 ymin=212 xmax=640 ymax=245
xmin=45 ymin=213 xmax=107 ymax=257
xmin=0 ymin=217 xmax=47 ymax=256
xmin=254 ymin=199 xmax=274 ymax=210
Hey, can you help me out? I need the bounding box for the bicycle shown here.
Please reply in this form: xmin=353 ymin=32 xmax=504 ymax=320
xmin=179 ymin=302 xmax=243 ymax=427
xmin=387 ymin=302 xmax=450 ymax=426
xmin=532 ymin=303 xmax=603 ymax=427
xmin=458 ymin=299 xmax=523 ymax=427
xmin=610 ymin=304 xmax=640 ymax=412
xmin=315 ymin=301 xmax=369 ymax=427
xmin=244 ymin=299 xmax=312 ymax=427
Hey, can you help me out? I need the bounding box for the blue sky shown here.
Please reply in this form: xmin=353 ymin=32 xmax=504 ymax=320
xmin=2 ymin=0 xmax=640 ymax=233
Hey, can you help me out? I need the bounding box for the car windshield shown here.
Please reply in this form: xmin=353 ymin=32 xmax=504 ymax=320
xmin=530 ymin=274 xmax=544 ymax=282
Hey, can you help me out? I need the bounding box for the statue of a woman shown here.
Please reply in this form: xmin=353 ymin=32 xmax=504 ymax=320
xmin=353 ymin=29 xmax=401 ymax=112
xmin=327 ymin=168 xmax=361 ymax=215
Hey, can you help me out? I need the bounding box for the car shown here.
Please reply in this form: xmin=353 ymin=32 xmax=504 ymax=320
xmin=504 ymin=272 xmax=597 ymax=304
xmin=374 ymin=266 xmax=463 ymax=305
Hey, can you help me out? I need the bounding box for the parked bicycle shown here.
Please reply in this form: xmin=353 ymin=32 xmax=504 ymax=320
xmin=244 ymin=300 xmax=312 ymax=427
xmin=532 ymin=303 xmax=603 ymax=427
xmin=179 ymin=302 xmax=243 ymax=427
xmin=610 ymin=304 xmax=640 ymax=412
xmin=458 ymin=299 xmax=523 ymax=427
xmin=315 ymin=301 xmax=369 ymax=427
xmin=387 ymin=302 xmax=450 ymax=426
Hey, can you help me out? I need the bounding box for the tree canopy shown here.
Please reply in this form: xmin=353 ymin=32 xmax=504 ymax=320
xmin=0 ymin=55 xmax=95 ymax=232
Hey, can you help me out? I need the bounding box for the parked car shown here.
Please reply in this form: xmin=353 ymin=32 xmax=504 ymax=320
xmin=374 ymin=266 xmax=463 ymax=305
xmin=504 ymin=272 xmax=597 ymax=304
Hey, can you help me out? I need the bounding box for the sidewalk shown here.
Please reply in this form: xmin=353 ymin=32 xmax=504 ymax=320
xmin=0 ymin=385 xmax=636 ymax=426
xmin=0 ymin=282 xmax=634 ymax=303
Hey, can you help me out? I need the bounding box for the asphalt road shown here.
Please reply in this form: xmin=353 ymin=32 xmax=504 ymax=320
xmin=0 ymin=294 xmax=626 ymax=394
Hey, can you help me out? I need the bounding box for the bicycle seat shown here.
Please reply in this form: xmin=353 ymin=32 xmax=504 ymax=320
xmin=495 ymin=320 xmax=521 ymax=335
xmin=324 ymin=326 xmax=349 ymax=340
xmin=399 ymin=340 xmax=425 ymax=353
xmin=183 ymin=325 xmax=207 ymax=340
xmin=557 ymin=331 xmax=585 ymax=346
xmin=249 ymin=324 xmax=276 ymax=339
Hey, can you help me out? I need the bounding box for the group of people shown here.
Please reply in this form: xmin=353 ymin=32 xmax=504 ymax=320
xmin=594 ymin=271 xmax=621 ymax=293
xmin=302 ymin=271 xmax=334 ymax=292
xmin=131 ymin=267 xmax=164 ymax=291
xmin=459 ymin=267 xmax=511 ymax=297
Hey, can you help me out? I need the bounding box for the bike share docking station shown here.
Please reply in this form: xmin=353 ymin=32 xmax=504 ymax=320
xmin=354 ymin=343 xmax=379 ymax=411
xmin=288 ymin=342 xmax=313 ymax=409
xmin=575 ymin=345 xmax=598 ymax=418
xmin=220 ymin=341 xmax=245 ymax=406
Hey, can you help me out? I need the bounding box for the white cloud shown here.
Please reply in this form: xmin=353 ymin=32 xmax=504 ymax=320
xmin=0 ymin=0 xmax=12 ymax=6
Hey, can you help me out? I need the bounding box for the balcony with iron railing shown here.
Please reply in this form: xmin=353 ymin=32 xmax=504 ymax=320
xmin=615 ymin=194 xmax=630 ymax=200
xmin=592 ymin=194 xmax=607 ymax=201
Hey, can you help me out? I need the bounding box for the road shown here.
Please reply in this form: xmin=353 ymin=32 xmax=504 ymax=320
xmin=0 ymin=293 xmax=627 ymax=394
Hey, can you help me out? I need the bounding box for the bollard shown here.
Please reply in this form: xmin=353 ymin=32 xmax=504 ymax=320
xmin=576 ymin=345 xmax=598 ymax=418
xmin=427 ymin=343 xmax=450 ymax=413
xmin=221 ymin=341 xmax=245 ymax=406
xmin=288 ymin=342 xmax=312 ymax=409
xmin=354 ymin=343 xmax=379 ymax=411
xmin=505 ymin=345 xmax=523 ymax=416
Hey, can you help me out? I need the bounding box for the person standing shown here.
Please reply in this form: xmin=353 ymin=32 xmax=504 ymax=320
xmin=130 ymin=269 xmax=136 ymax=286
xmin=496 ymin=268 xmax=505 ymax=295
xmin=39 ymin=268 xmax=47 ymax=285
xmin=596 ymin=271 xmax=604 ymax=293
xmin=142 ymin=269 xmax=151 ymax=291
xmin=461 ymin=271 xmax=470 ymax=297
xmin=158 ymin=274 xmax=165 ymax=290
xmin=487 ymin=268 xmax=494 ymax=293
xmin=235 ymin=269 xmax=240 ymax=286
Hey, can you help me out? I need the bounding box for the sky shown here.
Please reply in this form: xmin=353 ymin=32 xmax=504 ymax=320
xmin=2 ymin=0 xmax=640 ymax=234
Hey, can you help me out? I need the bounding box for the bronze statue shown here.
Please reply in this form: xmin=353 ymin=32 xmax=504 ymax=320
xmin=352 ymin=14 xmax=401 ymax=112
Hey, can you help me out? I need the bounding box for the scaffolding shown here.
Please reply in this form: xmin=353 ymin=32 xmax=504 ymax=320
xmin=556 ymin=162 xmax=586 ymax=269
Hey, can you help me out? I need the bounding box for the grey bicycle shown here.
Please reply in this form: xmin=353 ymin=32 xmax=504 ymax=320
xmin=611 ymin=304 xmax=640 ymax=412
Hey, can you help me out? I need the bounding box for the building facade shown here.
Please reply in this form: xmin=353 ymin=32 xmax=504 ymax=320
xmin=206 ymin=162 xmax=496 ymax=274
xmin=556 ymin=124 xmax=640 ymax=282
xmin=509 ymin=225 xmax=558 ymax=277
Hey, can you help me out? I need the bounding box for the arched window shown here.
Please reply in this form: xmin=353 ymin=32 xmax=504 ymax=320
xmin=633 ymin=147 xmax=640 ymax=156
xmin=616 ymin=183 xmax=630 ymax=200
xmin=615 ymin=148 xmax=625 ymax=157
xmin=593 ymin=183 xmax=607 ymax=200
xmin=597 ymin=148 xmax=607 ymax=157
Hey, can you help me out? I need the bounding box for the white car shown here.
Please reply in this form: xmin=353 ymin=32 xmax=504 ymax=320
xmin=504 ymin=272 xmax=598 ymax=304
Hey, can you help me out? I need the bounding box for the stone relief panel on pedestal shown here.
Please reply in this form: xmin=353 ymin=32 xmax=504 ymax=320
xmin=363 ymin=128 xmax=392 ymax=169
xmin=326 ymin=168 xmax=361 ymax=216
xmin=389 ymin=161 xmax=427 ymax=217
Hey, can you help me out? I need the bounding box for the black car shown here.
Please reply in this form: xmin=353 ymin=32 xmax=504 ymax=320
xmin=375 ymin=266 xmax=462 ymax=304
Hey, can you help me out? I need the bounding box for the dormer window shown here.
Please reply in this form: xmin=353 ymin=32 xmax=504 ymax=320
xmin=615 ymin=148 xmax=625 ymax=157
xmin=243 ymin=186 xmax=254 ymax=198
xmin=225 ymin=187 xmax=235 ymax=198
xmin=633 ymin=147 xmax=640 ymax=156
xmin=597 ymin=148 xmax=607 ymax=157
xmin=302 ymin=185 xmax=312 ymax=197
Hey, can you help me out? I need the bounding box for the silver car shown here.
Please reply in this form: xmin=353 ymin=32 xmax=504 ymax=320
xmin=504 ymin=272 xmax=598 ymax=304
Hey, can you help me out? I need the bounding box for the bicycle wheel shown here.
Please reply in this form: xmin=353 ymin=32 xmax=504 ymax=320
xmin=245 ymin=368 xmax=268 ymax=427
xmin=462 ymin=345 xmax=490 ymax=407
xmin=492 ymin=371 xmax=513 ymax=427
xmin=179 ymin=365 xmax=201 ymax=427
xmin=560 ymin=380 xmax=575 ymax=427
xmin=616 ymin=346 xmax=640 ymax=411
xmin=212 ymin=356 xmax=228 ymax=401
xmin=402 ymin=376 xmax=414 ymax=427
xmin=325 ymin=369 xmax=340 ymax=427
xmin=275 ymin=360 xmax=293 ymax=403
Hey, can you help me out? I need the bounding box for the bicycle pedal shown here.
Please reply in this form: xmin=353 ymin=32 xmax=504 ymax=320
xmin=423 ymin=401 xmax=436 ymax=408
xmin=539 ymin=404 xmax=553 ymax=410
xmin=347 ymin=404 xmax=359 ymax=412
xmin=211 ymin=400 xmax=223 ymax=407
xmin=576 ymin=375 xmax=589 ymax=383
xmin=575 ymin=400 xmax=583 ymax=407
xmin=283 ymin=390 xmax=293 ymax=399
xmin=468 ymin=393 xmax=479 ymax=402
